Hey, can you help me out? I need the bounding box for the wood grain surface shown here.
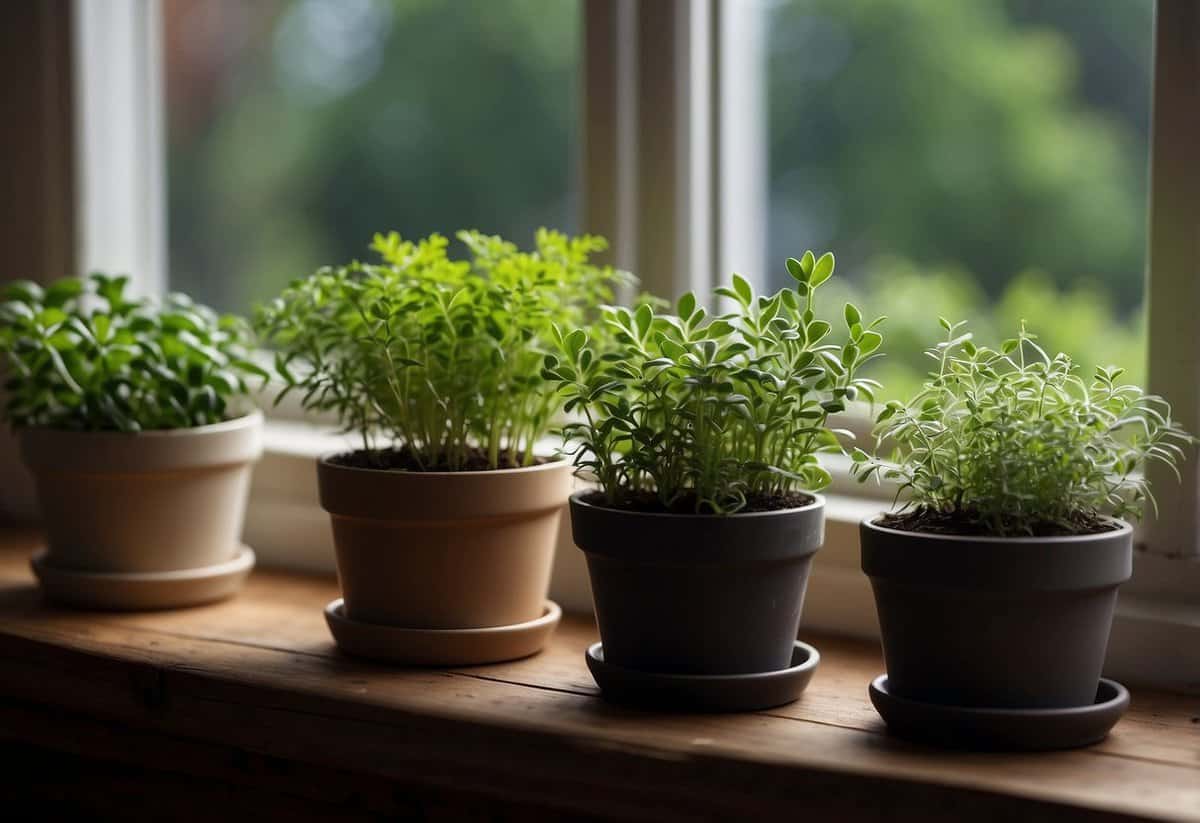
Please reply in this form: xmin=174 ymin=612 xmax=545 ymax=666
xmin=0 ymin=529 xmax=1195 ymax=821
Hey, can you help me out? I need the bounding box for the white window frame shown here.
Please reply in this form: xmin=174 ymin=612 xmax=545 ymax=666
xmin=73 ymin=0 xmax=166 ymax=297
xmin=15 ymin=0 xmax=1196 ymax=690
xmin=1112 ymin=0 xmax=1200 ymax=690
xmin=1141 ymin=0 xmax=1200 ymax=563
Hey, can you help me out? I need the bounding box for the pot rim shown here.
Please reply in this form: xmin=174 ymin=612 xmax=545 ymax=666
xmin=17 ymin=409 xmax=263 ymax=439
xmin=861 ymin=513 xmax=1132 ymax=544
xmin=570 ymin=488 xmax=826 ymax=520
xmin=317 ymin=451 xmax=571 ymax=478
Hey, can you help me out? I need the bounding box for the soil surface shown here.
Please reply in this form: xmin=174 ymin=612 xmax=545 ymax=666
xmin=878 ymin=507 xmax=1122 ymax=537
xmin=580 ymin=489 xmax=815 ymax=515
xmin=329 ymin=446 xmax=550 ymax=473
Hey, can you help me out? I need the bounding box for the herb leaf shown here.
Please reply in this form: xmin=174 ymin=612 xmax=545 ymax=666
xmin=550 ymin=252 xmax=883 ymax=513
xmin=0 ymin=274 xmax=260 ymax=431
xmin=851 ymin=321 xmax=1196 ymax=535
xmin=255 ymin=229 xmax=631 ymax=470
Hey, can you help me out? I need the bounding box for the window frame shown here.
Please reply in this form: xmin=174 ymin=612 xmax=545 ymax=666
xmin=73 ymin=0 xmax=166 ymax=299
xmin=1141 ymin=0 xmax=1200 ymax=562
xmin=5 ymin=0 xmax=1196 ymax=689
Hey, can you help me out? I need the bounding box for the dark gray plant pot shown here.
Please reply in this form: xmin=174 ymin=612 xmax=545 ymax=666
xmin=860 ymin=517 xmax=1133 ymax=709
xmin=570 ymin=491 xmax=825 ymax=675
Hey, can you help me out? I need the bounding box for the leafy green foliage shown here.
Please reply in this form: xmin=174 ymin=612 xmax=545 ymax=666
xmin=546 ymin=253 xmax=885 ymax=513
xmin=851 ymin=321 xmax=1194 ymax=535
xmin=768 ymin=0 xmax=1149 ymax=309
xmin=255 ymin=229 xmax=628 ymax=470
xmin=175 ymin=1 xmax=1152 ymax=328
xmin=0 ymin=274 xmax=265 ymax=432
xmin=816 ymin=257 xmax=1146 ymax=403
xmin=170 ymin=0 xmax=583 ymax=313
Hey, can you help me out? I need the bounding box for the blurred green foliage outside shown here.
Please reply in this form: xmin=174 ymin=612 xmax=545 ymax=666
xmin=167 ymin=0 xmax=1151 ymax=402
xmin=767 ymin=0 xmax=1150 ymax=396
xmin=166 ymin=0 xmax=578 ymax=311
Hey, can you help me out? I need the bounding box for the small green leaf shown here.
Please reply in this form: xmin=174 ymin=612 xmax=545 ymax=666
xmin=731 ymin=274 xmax=753 ymax=305
xmin=565 ymin=329 xmax=587 ymax=357
xmin=634 ymin=303 xmax=654 ymax=338
xmin=799 ymin=250 xmax=816 ymax=277
xmin=810 ymin=252 xmax=835 ymax=287
xmin=5 ymin=280 xmax=44 ymax=304
xmin=44 ymin=278 xmax=84 ymax=308
xmin=807 ymin=320 xmax=831 ymax=343
xmin=841 ymin=343 xmax=859 ymax=367
xmin=676 ymin=292 xmax=696 ymax=320
xmin=704 ymin=320 xmax=736 ymax=339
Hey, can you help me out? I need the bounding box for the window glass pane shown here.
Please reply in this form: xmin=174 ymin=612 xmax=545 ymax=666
xmin=765 ymin=0 xmax=1152 ymax=399
xmin=165 ymin=0 xmax=580 ymax=311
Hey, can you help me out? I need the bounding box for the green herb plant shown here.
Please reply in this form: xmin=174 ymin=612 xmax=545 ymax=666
xmin=545 ymin=252 xmax=885 ymax=514
xmin=0 ymin=274 xmax=265 ymax=432
xmin=851 ymin=320 xmax=1195 ymax=536
xmin=255 ymin=229 xmax=629 ymax=471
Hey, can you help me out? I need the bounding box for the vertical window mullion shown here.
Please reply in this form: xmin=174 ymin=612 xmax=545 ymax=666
xmin=583 ymin=0 xmax=622 ymax=272
xmin=583 ymin=0 xmax=717 ymax=301
xmin=0 ymin=2 xmax=76 ymax=288
xmin=714 ymin=0 xmax=768 ymax=293
xmin=1143 ymin=0 xmax=1200 ymax=558
xmin=73 ymin=0 xmax=166 ymax=297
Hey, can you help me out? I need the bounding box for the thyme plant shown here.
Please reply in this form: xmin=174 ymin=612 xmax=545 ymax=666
xmin=546 ymin=252 xmax=885 ymax=513
xmin=851 ymin=320 xmax=1194 ymax=536
xmin=256 ymin=229 xmax=627 ymax=471
xmin=0 ymin=274 xmax=264 ymax=431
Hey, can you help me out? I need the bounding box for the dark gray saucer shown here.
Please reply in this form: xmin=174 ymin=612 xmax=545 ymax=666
xmin=585 ymin=640 xmax=819 ymax=712
xmin=869 ymin=675 xmax=1129 ymax=750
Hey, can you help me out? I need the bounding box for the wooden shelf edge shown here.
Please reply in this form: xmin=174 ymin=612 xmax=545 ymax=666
xmin=0 ymin=532 xmax=1195 ymax=822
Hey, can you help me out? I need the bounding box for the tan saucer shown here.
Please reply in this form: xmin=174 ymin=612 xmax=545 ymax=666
xmin=31 ymin=546 xmax=255 ymax=611
xmin=325 ymin=598 xmax=562 ymax=666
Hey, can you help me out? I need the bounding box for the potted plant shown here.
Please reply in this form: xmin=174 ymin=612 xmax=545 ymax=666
xmin=256 ymin=229 xmax=627 ymax=664
xmin=852 ymin=320 xmax=1193 ymax=748
xmin=547 ymin=252 xmax=884 ymax=710
xmin=0 ymin=274 xmax=265 ymax=609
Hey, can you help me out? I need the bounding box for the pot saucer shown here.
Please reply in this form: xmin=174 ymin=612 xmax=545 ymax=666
xmin=585 ymin=640 xmax=820 ymax=712
xmin=31 ymin=546 xmax=255 ymax=611
xmin=324 ymin=599 xmax=561 ymax=665
xmin=869 ymin=674 xmax=1129 ymax=751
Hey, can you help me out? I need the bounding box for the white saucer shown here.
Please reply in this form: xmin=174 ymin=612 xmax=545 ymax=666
xmin=325 ymin=598 xmax=562 ymax=665
xmin=31 ymin=546 xmax=255 ymax=611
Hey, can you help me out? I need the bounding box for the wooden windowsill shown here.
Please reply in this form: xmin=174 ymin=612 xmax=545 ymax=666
xmin=0 ymin=529 xmax=1196 ymax=822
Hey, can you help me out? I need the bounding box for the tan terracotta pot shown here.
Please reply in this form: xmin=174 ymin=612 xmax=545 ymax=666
xmin=20 ymin=412 xmax=263 ymax=573
xmin=317 ymin=456 xmax=573 ymax=629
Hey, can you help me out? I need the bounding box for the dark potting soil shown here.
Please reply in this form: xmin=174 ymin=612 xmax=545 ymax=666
xmin=878 ymin=506 xmax=1122 ymax=538
xmin=329 ymin=446 xmax=551 ymax=473
xmin=580 ymin=489 xmax=815 ymax=515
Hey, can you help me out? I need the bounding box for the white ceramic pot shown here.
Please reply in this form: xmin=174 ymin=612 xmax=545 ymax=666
xmin=19 ymin=412 xmax=263 ymax=573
